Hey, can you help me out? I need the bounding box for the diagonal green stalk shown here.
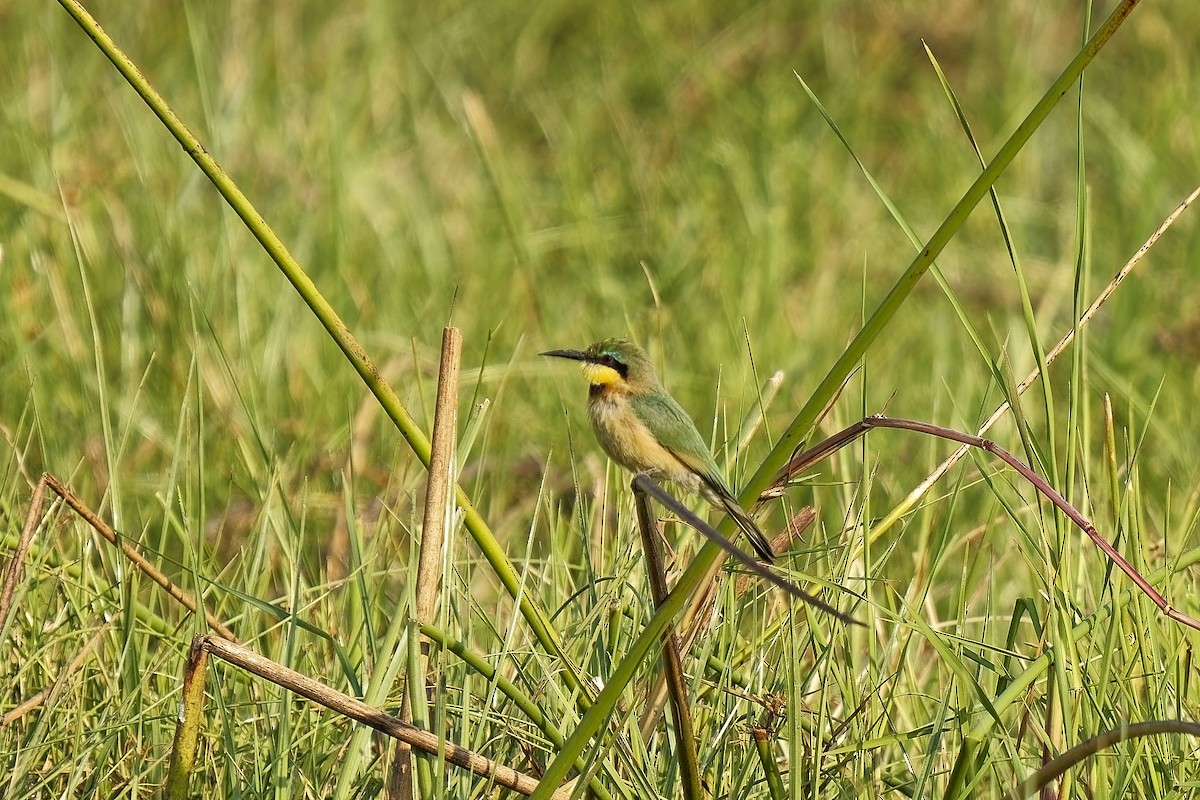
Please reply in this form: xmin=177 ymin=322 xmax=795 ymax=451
xmin=419 ymin=622 xmax=616 ymax=800
xmin=55 ymin=0 xmax=586 ymax=700
xmin=527 ymin=2 xmax=1143 ymax=795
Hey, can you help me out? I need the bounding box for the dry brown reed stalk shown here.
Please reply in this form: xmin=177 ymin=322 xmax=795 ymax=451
xmin=166 ymin=634 xmax=572 ymax=799
xmin=633 ymin=486 xmax=704 ymax=800
xmin=391 ymin=327 xmax=462 ymax=800
xmin=0 ymin=472 xmax=236 ymax=642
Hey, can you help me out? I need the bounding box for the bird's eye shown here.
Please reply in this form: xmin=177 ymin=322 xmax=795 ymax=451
xmin=600 ymin=354 xmax=628 ymax=378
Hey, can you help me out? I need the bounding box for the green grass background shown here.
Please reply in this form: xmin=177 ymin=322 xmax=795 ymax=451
xmin=2 ymin=1 xmax=1200 ymax=797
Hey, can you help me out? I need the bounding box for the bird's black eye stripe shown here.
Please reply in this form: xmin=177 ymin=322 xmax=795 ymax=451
xmin=599 ymin=354 xmax=628 ymax=378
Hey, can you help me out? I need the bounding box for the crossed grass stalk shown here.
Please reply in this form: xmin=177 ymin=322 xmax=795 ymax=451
xmin=10 ymin=0 xmax=1200 ymax=797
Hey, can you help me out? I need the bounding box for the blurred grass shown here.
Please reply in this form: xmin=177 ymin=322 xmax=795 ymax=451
xmin=2 ymin=0 xmax=1200 ymax=797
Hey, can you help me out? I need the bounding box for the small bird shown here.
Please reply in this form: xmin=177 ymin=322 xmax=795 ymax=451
xmin=542 ymin=338 xmax=776 ymax=563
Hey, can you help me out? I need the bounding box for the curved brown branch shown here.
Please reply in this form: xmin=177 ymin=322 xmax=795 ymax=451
xmin=772 ymin=415 xmax=1200 ymax=633
xmin=1010 ymin=720 xmax=1200 ymax=799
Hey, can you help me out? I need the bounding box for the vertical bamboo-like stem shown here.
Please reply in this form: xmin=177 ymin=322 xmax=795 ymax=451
xmin=391 ymin=327 xmax=462 ymax=800
xmin=164 ymin=636 xmax=211 ymax=800
xmin=632 ymin=485 xmax=704 ymax=800
xmin=414 ymin=327 xmax=462 ymax=626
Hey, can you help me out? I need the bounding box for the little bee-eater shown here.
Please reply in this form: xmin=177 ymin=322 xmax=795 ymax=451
xmin=542 ymin=338 xmax=776 ymax=563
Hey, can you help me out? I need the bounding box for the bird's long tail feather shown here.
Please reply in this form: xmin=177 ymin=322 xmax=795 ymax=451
xmin=703 ymin=477 xmax=776 ymax=563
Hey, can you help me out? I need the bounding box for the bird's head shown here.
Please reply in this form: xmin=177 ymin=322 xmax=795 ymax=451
xmin=541 ymin=338 xmax=661 ymax=393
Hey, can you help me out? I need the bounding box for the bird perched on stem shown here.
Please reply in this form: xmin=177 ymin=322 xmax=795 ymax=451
xmin=542 ymin=338 xmax=776 ymax=563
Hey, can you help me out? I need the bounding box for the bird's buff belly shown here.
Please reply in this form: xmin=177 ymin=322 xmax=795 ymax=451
xmin=588 ymin=395 xmax=700 ymax=492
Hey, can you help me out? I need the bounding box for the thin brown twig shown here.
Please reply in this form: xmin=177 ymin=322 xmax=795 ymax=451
xmin=183 ymin=635 xmax=570 ymax=799
xmin=0 ymin=473 xmax=236 ymax=642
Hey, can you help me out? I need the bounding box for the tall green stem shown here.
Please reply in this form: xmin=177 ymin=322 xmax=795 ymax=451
xmin=527 ymin=2 xmax=1143 ymax=795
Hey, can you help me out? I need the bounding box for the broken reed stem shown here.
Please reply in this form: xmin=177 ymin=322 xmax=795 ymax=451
xmin=416 ymin=327 xmax=462 ymax=622
xmin=632 ymin=486 xmax=704 ymax=800
xmin=0 ymin=473 xmax=236 ymax=642
xmin=168 ymin=634 xmax=567 ymax=798
xmin=393 ymin=327 xmax=462 ymax=800
xmin=752 ymin=728 xmax=787 ymax=800
xmin=164 ymin=637 xmax=211 ymax=800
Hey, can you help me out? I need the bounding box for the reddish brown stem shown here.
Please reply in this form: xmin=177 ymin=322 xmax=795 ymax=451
xmin=631 ymin=485 xmax=704 ymax=800
xmin=773 ymin=415 xmax=1200 ymax=633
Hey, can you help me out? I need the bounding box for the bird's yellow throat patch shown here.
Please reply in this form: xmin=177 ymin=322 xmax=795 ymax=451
xmin=581 ymin=361 xmax=622 ymax=387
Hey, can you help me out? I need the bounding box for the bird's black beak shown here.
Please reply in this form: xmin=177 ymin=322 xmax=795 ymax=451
xmin=540 ymin=348 xmax=591 ymax=362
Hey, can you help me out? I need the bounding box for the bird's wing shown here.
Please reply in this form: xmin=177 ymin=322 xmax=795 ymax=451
xmin=628 ymin=392 xmax=776 ymax=562
xmin=626 ymin=391 xmax=721 ymax=479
